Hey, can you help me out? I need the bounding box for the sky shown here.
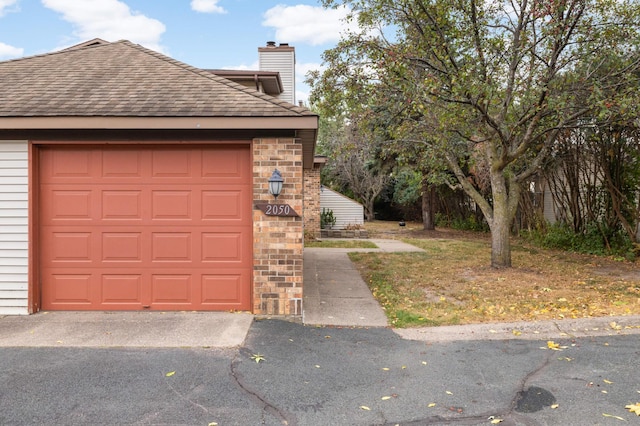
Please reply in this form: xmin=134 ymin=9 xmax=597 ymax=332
xmin=0 ymin=0 xmax=360 ymax=104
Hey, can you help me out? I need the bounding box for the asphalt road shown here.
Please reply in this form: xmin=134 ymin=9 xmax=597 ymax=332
xmin=1 ymin=319 xmax=639 ymax=425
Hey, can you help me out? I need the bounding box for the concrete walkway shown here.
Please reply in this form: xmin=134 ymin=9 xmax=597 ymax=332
xmin=302 ymin=239 xmax=424 ymax=327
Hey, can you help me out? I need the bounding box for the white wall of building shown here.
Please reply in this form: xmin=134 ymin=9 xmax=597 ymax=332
xmin=0 ymin=141 xmax=29 ymax=314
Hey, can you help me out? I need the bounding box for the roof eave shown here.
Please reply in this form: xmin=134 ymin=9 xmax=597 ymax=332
xmin=0 ymin=115 xmax=319 ymax=168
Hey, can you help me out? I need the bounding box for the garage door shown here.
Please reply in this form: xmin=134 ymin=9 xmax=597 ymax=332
xmin=39 ymin=144 xmax=252 ymax=311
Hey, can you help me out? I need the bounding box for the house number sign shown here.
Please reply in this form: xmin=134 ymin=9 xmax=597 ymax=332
xmin=256 ymin=203 xmax=299 ymax=217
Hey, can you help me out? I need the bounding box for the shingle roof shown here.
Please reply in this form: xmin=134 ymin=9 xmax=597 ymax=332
xmin=0 ymin=39 xmax=314 ymax=118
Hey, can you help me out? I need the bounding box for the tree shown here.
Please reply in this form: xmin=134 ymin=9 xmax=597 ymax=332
xmin=317 ymin=113 xmax=391 ymax=221
xmin=311 ymin=0 xmax=640 ymax=267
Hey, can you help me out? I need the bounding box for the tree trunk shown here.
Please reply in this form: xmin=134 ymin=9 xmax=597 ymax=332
xmin=489 ymin=171 xmax=517 ymax=268
xmin=422 ymin=181 xmax=436 ymax=230
xmin=364 ymin=199 xmax=375 ymax=222
xmin=490 ymin=209 xmax=512 ymax=268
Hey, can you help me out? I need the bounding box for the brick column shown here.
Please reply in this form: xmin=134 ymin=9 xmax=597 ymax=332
xmin=303 ymin=166 xmax=321 ymax=239
xmin=252 ymin=138 xmax=303 ymax=315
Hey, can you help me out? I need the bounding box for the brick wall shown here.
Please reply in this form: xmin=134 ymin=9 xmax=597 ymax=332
xmin=303 ymin=166 xmax=321 ymax=239
xmin=252 ymin=138 xmax=304 ymax=315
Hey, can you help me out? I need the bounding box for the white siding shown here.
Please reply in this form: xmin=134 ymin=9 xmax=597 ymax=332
xmin=0 ymin=141 xmax=29 ymax=315
xmin=259 ymin=47 xmax=295 ymax=105
xmin=320 ymin=187 xmax=364 ymax=230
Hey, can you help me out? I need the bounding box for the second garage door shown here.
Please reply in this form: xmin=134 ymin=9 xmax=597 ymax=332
xmin=39 ymin=144 xmax=252 ymax=311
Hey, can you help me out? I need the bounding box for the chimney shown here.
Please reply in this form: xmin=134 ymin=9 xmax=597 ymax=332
xmin=259 ymin=41 xmax=295 ymax=105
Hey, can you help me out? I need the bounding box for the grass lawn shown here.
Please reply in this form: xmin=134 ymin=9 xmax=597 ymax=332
xmin=350 ymin=221 xmax=640 ymax=327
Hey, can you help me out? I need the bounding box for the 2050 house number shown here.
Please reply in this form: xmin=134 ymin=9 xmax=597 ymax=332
xmin=256 ymin=203 xmax=299 ymax=217
xmin=265 ymin=204 xmax=291 ymax=215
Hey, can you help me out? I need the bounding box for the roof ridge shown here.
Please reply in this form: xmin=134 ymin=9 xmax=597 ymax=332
xmin=120 ymin=40 xmax=315 ymax=117
xmin=0 ymin=38 xmax=117 ymax=65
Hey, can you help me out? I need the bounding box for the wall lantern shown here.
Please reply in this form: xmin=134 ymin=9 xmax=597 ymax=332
xmin=268 ymin=169 xmax=284 ymax=200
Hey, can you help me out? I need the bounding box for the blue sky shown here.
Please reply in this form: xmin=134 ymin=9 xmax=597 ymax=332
xmin=0 ymin=0 xmax=359 ymax=104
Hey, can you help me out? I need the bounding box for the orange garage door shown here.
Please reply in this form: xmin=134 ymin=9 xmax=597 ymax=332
xmin=39 ymin=144 xmax=252 ymax=311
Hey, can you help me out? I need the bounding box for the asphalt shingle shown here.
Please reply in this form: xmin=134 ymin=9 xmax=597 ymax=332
xmin=0 ymin=40 xmax=314 ymax=118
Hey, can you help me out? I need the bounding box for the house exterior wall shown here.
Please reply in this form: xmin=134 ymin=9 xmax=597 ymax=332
xmin=303 ymin=166 xmax=321 ymax=239
xmin=0 ymin=141 xmax=29 ymax=315
xmin=252 ymin=138 xmax=304 ymax=315
xmin=320 ymin=187 xmax=364 ymax=230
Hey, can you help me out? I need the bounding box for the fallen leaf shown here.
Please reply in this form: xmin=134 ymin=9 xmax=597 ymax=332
xmin=315 ymin=365 xmax=321 ymax=368
xmin=551 ymin=404 xmax=559 ymax=409
xmin=626 ymin=402 xmax=640 ymax=415
xmin=490 ymin=419 xmax=503 ymax=424
xmin=250 ymin=354 xmax=266 ymax=363
xmin=421 ymin=361 xmax=428 ymax=365
xmin=428 ymin=403 xmax=436 ymax=407
xmin=382 ymin=367 xmax=390 ymax=371
xmin=165 ymin=371 xmax=175 ymax=377
xmin=446 ymin=391 xmax=453 ymax=395
xmin=602 ymin=413 xmax=626 ymax=421
xmin=610 ymin=321 xmax=622 ymax=330
xmin=360 ymin=406 xmax=371 ymax=411
xmin=381 ymin=396 xmax=392 ymax=400
xmin=604 ymin=379 xmax=614 ymax=384
xmin=512 ymin=329 xmax=522 ymax=336
xmin=208 ymin=423 xmax=218 ymax=426
xmin=547 ymin=341 xmax=560 ymax=350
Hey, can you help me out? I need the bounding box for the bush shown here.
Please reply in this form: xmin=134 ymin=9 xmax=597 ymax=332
xmin=522 ymin=221 xmax=636 ymax=259
xmin=320 ymin=208 xmax=336 ymax=229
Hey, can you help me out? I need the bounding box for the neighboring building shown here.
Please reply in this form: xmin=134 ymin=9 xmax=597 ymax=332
xmin=0 ymin=39 xmax=319 ymax=316
xmin=320 ymin=187 xmax=364 ymax=230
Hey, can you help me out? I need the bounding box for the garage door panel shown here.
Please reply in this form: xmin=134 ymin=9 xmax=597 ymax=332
xmin=201 ymin=148 xmax=249 ymax=180
xmin=46 ymin=274 xmax=93 ymax=305
xmin=102 ymin=190 xmax=143 ymax=220
xmin=151 ymin=232 xmax=192 ymax=262
xmin=46 ymin=190 xmax=94 ymax=221
xmin=101 ymin=274 xmax=143 ymax=304
xmin=151 ymin=149 xmax=193 ymax=178
xmin=151 ymin=274 xmax=192 ymax=304
xmin=201 ymin=272 xmax=248 ymax=306
xmin=41 ymin=148 xmax=95 ymax=181
xmin=202 ymin=189 xmax=249 ymax=222
xmin=47 ymin=231 xmax=93 ymax=262
xmin=40 ymin=144 xmax=252 ymax=311
xmin=202 ymin=232 xmax=246 ymax=263
xmin=102 ymin=232 xmax=143 ymax=262
xmin=151 ymin=190 xmax=193 ymax=220
xmin=102 ymin=149 xmax=143 ymax=178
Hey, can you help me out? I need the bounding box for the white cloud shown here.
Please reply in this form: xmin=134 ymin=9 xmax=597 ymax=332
xmin=0 ymin=41 xmax=23 ymax=59
xmin=263 ymin=4 xmax=358 ymax=46
xmin=41 ymin=0 xmax=166 ymax=53
xmin=0 ymin=0 xmax=18 ymax=16
xmin=190 ymin=0 xmax=226 ymax=14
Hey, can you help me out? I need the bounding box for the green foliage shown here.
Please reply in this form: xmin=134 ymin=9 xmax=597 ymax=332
xmin=312 ymin=0 xmax=640 ymax=268
xmin=391 ymin=168 xmax=422 ymax=206
xmin=435 ymin=213 xmax=489 ymax=232
xmin=522 ymin=222 xmax=636 ymax=259
xmin=320 ymin=208 xmax=337 ymax=229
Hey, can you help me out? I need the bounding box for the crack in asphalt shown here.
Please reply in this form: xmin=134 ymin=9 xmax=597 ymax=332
xmin=381 ymin=345 xmax=556 ymax=426
xmin=229 ymin=348 xmax=296 ymax=426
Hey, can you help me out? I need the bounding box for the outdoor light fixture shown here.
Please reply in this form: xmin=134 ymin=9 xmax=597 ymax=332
xmin=268 ymin=169 xmax=283 ymax=200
